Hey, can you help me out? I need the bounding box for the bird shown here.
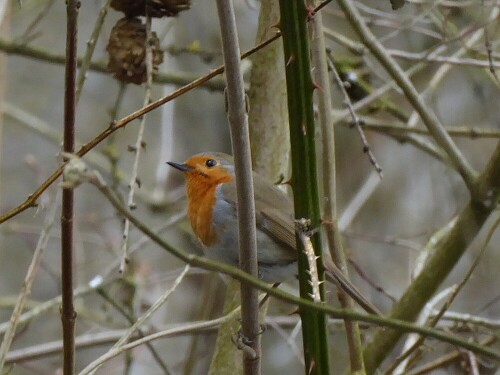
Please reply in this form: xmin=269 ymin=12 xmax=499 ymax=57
xmin=168 ymin=152 xmax=381 ymax=315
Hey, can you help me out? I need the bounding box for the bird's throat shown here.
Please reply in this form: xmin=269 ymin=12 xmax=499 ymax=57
xmin=186 ymin=178 xmax=219 ymax=246
xmin=185 ymin=169 xmax=233 ymax=246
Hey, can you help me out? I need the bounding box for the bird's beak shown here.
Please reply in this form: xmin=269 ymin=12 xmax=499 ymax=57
xmin=167 ymin=161 xmax=193 ymax=172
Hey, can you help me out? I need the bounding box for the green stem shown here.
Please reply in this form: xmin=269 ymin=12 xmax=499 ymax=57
xmin=278 ymin=1 xmax=330 ymax=374
xmin=308 ymin=4 xmax=367 ymax=374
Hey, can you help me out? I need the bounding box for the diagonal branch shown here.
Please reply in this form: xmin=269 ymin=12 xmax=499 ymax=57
xmin=0 ymin=193 xmax=58 ymax=371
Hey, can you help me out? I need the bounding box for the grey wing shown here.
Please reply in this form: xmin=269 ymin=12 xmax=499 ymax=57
xmin=252 ymin=173 xmax=296 ymax=255
xmin=220 ymin=174 xmax=297 ymax=262
xmin=257 ymin=207 xmax=296 ymax=257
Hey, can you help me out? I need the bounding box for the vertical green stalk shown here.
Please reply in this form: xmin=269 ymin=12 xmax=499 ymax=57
xmin=278 ymin=1 xmax=330 ymax=374
xmin=306 ymin=2 xmax=366 ymax=373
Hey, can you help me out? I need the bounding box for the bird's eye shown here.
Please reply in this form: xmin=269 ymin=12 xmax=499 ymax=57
xmin=205 ymin=159 xmax=217 ymax=168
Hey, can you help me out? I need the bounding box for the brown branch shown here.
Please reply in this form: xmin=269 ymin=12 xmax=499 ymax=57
xmin=327 ymin=49 xmax=383 ymax=177
xmin=61 ymin=1 xmax=78 ymax=374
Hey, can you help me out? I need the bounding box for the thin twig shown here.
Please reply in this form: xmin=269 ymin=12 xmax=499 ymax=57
xmin=20 ymin=0 xmax=57 ymax=41
xmin=119 ymin=15 xmax=154 ymax=274
xmin=1 ymin=100 xmax=160 ymax=206
xmin=6 ymin=315 xmax=359 ymax=364
xmin=0 ymin=277 xmax=113 ymax=336
xmin=354 ymin=116 xmax=500 ymax=139
xmin=327 ymin=49 xmax=383 ymax=177
xmin=329 ymin=64 xmax=451 ymax=164
xmin=434 ymin=310 xmax=500 ymax=329
xmin=0 ymin=193 xmax=58 ymax=371
xmin=106 ymin=82 xmax=127 ymax=194
xmin=347 ymin=258 xmax=397 ymax=303
xmin=378 ymin=1 xmax=441 ymax=44
xmin=405 ymin=336 xmax=497 ymax=375
xmin=407 ymin=7 xmax=500 ymax=128
xmin=97 ymin=289 xmax=172 ymax=374
xmin=467 ymin=351 xmax=480 ymax=375
xmin=83 ymin=265 xmax=190 ymax=375
xmin=482 ymin=0 xmax=499 ymax=81
xmin=0 ymin=37 xmax=227 ymax=91
xmin=11 ymin=315 xmax=238 ymax=366
xmin=387 ymin=287 xmax=457 ymax=375
xmin=75 ymin=0 xmax=112 ymax=102
xmin=386 ymin=48 xmax=500 ymax=69
xmin=80 ymin=304 xmax=242 ymax=375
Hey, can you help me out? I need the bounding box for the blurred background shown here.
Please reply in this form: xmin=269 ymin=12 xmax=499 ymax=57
xmin=0 ymin=0 xmax=499 ymax=374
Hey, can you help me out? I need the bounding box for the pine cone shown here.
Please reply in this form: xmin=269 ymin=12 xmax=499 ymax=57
xmin=106 ymin=18 xmax=164 ymax=85
xmin=110 ymin=0 xmax=190 ymax=18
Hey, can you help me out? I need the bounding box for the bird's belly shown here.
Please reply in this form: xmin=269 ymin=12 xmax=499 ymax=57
xmin=207 ymin=199 xmax=297 ymax=283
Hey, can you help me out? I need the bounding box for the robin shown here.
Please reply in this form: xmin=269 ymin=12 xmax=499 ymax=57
xmin=168 ymin=152 xmax=380 ymax=315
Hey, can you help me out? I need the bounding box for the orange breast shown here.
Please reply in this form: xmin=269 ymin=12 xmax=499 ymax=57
xmin=186 ymin=180 xmax=218 ymax=246
xmin=184 ymin=165 xmax=234 ymax=246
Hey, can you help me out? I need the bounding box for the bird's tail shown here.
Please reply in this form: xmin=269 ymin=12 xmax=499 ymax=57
xmin=324 ymin=258 xmax=382 ymax=316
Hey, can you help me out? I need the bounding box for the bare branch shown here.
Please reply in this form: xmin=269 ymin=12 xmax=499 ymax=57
xmin=216 ymin=0 xmax=260 ymax=372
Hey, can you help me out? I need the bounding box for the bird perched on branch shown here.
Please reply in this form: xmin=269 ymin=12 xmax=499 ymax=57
xmin=168 ymin=152 xmax=381 ymax=315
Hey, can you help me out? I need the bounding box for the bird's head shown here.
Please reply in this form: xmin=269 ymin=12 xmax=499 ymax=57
xmin=167 ymin=152 xmax=235 ymax=189
xmin=167 ymin=152 xmax=235 ymax=246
